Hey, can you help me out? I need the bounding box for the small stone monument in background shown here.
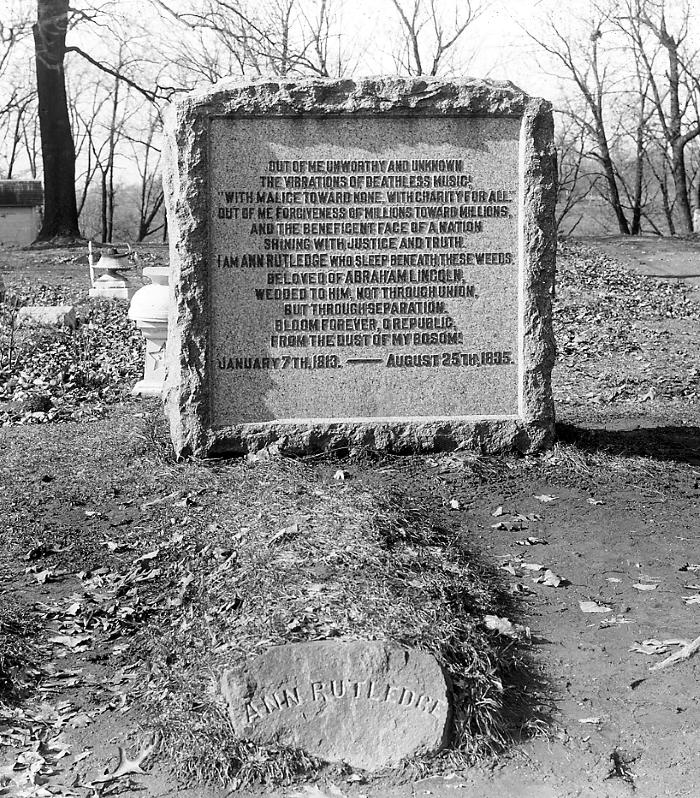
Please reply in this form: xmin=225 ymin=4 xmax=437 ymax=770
xmin=163 ymin=77 xmax=556 ymax=458
xmin=88 ymin=243 xmax=137 ymax=301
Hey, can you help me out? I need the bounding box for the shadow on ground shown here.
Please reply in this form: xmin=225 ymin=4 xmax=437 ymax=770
xmin=362 ymin=464 xmax=553 ymax=761
xmin=557 ymin=421 xmax=700 ymax=466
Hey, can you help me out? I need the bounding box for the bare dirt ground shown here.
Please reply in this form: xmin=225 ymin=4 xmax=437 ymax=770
xmin=581 ymin=234 xmax=700 ymax=286
xmin=1 ymin=238 xmax=699 ymax=798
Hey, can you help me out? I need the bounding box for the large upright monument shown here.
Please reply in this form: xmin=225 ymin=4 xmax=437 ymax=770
xmin=163 ymin=77 xmax=556 ymax=457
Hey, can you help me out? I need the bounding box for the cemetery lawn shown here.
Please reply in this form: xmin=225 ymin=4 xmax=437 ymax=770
xmin=0 ymin=240 xmax=699 ymax=798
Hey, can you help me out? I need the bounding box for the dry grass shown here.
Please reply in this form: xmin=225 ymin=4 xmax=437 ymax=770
xmin=129 ymin=453 xmax=548 ymax=787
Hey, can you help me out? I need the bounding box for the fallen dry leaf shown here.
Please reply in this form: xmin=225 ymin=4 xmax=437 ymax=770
xmin=534 ymin=494 xmax=558 ymax=503
xmin=632 ymin=583 xmax=658 ymax=591
xmin=268 ymin=523 xmax=300 ymax=545
xmin=133 ymin=549 xmax=159 ymax=565
xmin=534 ymin=569 xmax=565 ymax=587
xmin=509 ymin=582 xmax=537 ymax=596
xmin=34 ymin=569 xmax=53 ymax=584
xmin=483 ymin=614 xmax=530 ymax=639
xmin=47 ymin=634 xmax=92 ymax=651
xmin=68 ymin=713 xmax=93 ymax=729
xmin=599 ymin=615 xmax=633 ymax=627
xmin=579 ymin=600 xmax=613 ymax=614
xmin=630 ymin=640 xmax=670 ymax=655
xmin=103 ymin=540 xmax=132 ymax=553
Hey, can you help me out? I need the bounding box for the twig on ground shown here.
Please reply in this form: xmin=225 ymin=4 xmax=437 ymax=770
xmin=649 ymin=634 xmax=700 ymax=672
xmin=91 ymin=734 xmax=159 ymax=784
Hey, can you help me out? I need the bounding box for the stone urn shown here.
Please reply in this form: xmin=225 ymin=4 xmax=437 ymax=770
xmin=89 ymin=243 xmax=137 ymax=300
xmin=128 ymin=267 xmax=170 ymax=397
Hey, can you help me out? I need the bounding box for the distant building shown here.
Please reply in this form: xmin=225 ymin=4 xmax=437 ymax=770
xmin=0 ymin=180 xmax=44 ymax=246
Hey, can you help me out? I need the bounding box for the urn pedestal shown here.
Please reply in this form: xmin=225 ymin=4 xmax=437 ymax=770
xmin=128 ymin=267 xmax=170 ymax=397
xmin=89 ymin=245 xmax=137 ymax=300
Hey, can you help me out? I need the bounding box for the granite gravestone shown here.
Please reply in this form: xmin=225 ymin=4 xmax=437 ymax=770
xmin=163 ymin=77 xmax=556 ymax=457
xmin=221 ymin=640 xmax=450 ymax=771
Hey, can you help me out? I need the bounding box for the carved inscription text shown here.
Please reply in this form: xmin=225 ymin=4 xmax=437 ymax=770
xmin=244 ymin=678 xmax=447 ymax=724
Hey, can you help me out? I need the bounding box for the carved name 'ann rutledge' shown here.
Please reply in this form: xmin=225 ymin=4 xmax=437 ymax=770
xmin=244 ymin=677 xmax=448 ymax=724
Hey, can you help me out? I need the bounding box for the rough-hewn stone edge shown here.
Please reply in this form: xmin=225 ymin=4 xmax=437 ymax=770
xmin=176 ymin=75 xmax=530 ymax=118
xmin=520 ymin=99 xmax=557 ymax=428
xmin=207 ymin=419 xmax=553 ymax=457
xmin=162 ymin=82 xmax=211 ymax=457
xmin=162 ymin=76 xmax=556 ymax=458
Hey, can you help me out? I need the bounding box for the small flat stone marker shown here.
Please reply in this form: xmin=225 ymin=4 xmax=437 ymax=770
xmin=164 ymin=76 xmax=556 ymax=457
xmin=221 ymin=640 xmax=450 ymax=771
xmin=16 ymin=305 xmax=77 ymax=329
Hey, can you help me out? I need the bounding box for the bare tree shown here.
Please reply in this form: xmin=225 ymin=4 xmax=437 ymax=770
xmin=21 ymin=106 xmax=40 ymax=178
xmin=0 ymin=8 xmax=32 ymax=112
xmin=389 ymin=0 xmax=485 ymax=76
xmin=125 ymin=105 xmax=165 ymax=241
xmin=620 ymin=0 xmax=700 ymax=234
xmin=33 ymin=0 xmax=81 ymax=240
xmin=528 ymin=7 xmax=632 ymax=234
xmin=605 ymin=35 xmax=655 ymax=235
xmin=645 ymin=142 xmax=676 ymax=234
xmin=152 ymin=0 xmax=348 ymax=81
xmin=554 ymin=107 xmax=601 ymax=234
xmin=69 ymin=65 xmax=109 ymax=218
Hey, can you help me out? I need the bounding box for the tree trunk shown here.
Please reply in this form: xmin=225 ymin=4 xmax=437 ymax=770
xmin=106 ymin=71 xmax=120 ymax=243
xmin=100 ymin=169 xmax=108 ymax=243
xmin=597 ymin=129 xmax=630 ymax=235
xmin=659 ymin=175 xmax=675 ymax=235
xmin=630 ymin=88 xmax=646 ymax=235
xmin=663 ymin=30 xmax=692 ymax=234
xmin=671 ymin=142 xmax=692 ymax=234
xmin=33 ymin=0 xmax=80 ymax=241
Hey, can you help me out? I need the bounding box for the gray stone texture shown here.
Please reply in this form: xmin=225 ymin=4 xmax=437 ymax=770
xmin=16 ymin=305 xmax=77 ymax=329
xmin=163 ymin=77 xmax=556 ymax=457
xmin=220 ymin=640 xmax=450 ymax=771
